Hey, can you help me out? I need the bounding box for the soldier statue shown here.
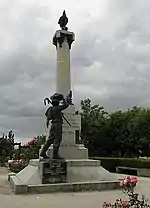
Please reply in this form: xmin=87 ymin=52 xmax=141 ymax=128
xmin=40 ymin=93 xmax=70 ymax=159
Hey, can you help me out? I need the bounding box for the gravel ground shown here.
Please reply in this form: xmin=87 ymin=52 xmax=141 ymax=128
xmin=0 ymin=168 xmax=150 ymax=208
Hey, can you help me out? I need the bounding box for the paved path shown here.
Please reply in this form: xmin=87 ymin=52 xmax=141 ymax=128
xmin=0 ymin=167 xmax=13 ymax=195
xmin=0 ymin=168 xmax=150 ymax=208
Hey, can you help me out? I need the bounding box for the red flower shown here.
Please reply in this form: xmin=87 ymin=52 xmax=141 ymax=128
xmin=27 ymin=138 xmax=36 ymax=146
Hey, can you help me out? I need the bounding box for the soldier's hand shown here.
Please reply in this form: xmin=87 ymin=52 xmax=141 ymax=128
xmin=66 ymin=95 xmax=71 ymax=104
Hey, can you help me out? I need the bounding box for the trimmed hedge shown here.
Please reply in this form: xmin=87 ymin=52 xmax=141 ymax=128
xmin=90 ymin=157 xmax=150 ymax=172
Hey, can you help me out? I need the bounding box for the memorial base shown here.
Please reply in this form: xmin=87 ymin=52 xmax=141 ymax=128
xmin=9 ymin=159 xmax=119 ymax=194
xmin=39 ymin=144 xmax=88 ymax=160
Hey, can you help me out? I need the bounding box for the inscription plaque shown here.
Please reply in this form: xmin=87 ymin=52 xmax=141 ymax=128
xmin=39 ymin=159 xmax=67 ymax=184
xmin=62 ymin=114 xmax=81 ymax=130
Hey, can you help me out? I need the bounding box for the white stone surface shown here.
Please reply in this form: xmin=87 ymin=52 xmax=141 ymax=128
xmin=12 ymin=159 xmax=118 ymax=186
xmin=55 ymin=30 xmax=74 ymax=98
xmin=43 ymin=144 xmax=88 ymax=159
xmin=30 ymin=159 xmax=101 ymax=167
xmin=67 ymin=166 xmax=117 ymax=183
xmin=62 ymin=105 xmax=75 ymax=114
xmin=62 ymin=113 xmax=81 ymax=130
xmin=61 ymin=105 xmax=81 ymax=144
xmin=16 ymin=165 xmax=41 ymax=185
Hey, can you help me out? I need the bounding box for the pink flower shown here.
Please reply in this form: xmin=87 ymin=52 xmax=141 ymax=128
xmin=119 ymin=176 xmax=138 ymax=189
xmin=130 ymin=176 xmax=138 ymax=186
xmin=103 ymin=201 xmax=111 ymax=208
xmin=121 ymin=200 xmax=129 ymax=207
xmin=123 ymin=179 xmax=128 ymax=185
xmin=122 ymin=176 xmax=130 ymax=186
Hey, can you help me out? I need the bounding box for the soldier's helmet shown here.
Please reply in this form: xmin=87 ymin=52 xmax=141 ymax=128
xmin=50 ymin=93 xmax=63 ymax=102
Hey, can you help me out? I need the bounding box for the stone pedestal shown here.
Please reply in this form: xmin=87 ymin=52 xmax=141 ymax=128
xmin=40 ymin=105 xmax=88 ymax=159
xmin=44 ymin=144 xmax=88 ymax=159
xmin=9 ymin=159 xmax=119 ymax=194
xmin=39 ymin=159 xmax=67 ymax=184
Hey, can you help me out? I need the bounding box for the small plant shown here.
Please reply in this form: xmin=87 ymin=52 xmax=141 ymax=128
xmin=103 ymin=176 xmax=150 ymax=208
xmin=9 ymin=159 xmax=28 ymax=173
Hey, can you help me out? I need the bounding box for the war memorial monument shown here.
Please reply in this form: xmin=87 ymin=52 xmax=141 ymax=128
xmin=9 ymin=11 xmax=118 ymax=194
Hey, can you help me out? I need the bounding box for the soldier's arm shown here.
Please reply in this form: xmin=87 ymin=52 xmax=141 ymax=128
xmin=45 ymin=107 xmax=51 ymax=119
xmin=59 ymin=96 xmax=69 ymax=111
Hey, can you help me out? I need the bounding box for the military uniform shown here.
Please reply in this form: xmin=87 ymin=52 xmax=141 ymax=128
xmin=40 ymin=95 xmax=69 ymax=159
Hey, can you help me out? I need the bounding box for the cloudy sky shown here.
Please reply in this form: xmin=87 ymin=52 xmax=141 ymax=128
xmin=0 ymin=0 xmax=150 ymax=142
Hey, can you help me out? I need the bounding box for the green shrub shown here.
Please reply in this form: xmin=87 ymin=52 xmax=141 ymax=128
xmin=90 ymin=157 xmax=118 ymax=172
xmin=118 ymin=158 xmax=150 ymax=169
xmin=90 ymin=157 xmax=150 ymax=172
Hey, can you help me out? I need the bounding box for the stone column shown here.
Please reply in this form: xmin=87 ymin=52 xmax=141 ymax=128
xmin=43 ymin=29 xmax=88 ymax=159
xmin=53 ymin=29 xmax=76 ymax=145
xmin=53 ymin=30 xmax=74 ymax=99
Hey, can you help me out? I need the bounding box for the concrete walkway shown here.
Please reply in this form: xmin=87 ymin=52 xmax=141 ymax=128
xmin=0 ymin=168 xmax=150 ymax=208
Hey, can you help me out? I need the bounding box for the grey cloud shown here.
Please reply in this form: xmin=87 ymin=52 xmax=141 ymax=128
xmin=0 ymin=0 xmax=150 ymax=141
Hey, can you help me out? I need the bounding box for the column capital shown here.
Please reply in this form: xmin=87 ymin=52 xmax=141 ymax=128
xmin=53 ymin=30 xmax=75 ymax=49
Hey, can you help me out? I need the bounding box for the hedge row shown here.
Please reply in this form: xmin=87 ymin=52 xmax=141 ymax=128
xmin=90 ymin=157 xmax=150 ymax=172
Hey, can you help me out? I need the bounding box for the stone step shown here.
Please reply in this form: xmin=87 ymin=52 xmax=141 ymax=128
xmin=28 ymin=180 xmax=118 ymax=194
xmin=39 ymin=144 xmax=89 ymax=159
xmin=13 ymin=180 xmax=118 ymax=194
xmin=29 ymin=159 xmax=101 ymax=167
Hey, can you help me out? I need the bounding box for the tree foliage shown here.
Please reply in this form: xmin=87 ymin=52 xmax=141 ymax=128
xmin=80 ymin=99 xmax=150 ymax=158
xmin=0 ymin=131 xmax=15 ymax=163
xmin=2 ymin=99 xmax=150 ymax=161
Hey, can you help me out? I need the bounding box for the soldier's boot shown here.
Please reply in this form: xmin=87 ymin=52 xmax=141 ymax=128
xmin=53 ymin=146 xmax=64 ymax=160
xmin=40 ymin=143 xmax=50 ymax=159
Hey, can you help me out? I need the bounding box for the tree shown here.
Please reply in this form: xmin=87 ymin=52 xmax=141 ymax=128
xmin=80 ymin=99 xmax=111 ymax=156
xmin=80 ymin=99 xmax=150 ymax=157
xmin=0 ymin=131 xmax=15 ymax=163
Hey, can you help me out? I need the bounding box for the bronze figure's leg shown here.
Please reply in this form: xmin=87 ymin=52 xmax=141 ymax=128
xmin=40 ymin=125 xmax=55 ymax=159
xmin=53 ymin=122 xmax=63 ymax=159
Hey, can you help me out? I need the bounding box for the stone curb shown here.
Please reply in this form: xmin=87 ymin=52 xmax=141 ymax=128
xmin=10 ymin=175 xmax=27 ymax=195
xmin=8 ymin=172 xmax=16 ymax=181
xmin=27 ymin=181 xmax=119 ymax=194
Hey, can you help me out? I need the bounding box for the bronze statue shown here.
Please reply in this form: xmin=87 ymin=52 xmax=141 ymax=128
xmin=67 ymin=90 xmax=74 ymax=105
xmin=40 ymin=93 xmax=70 ymax=159
xmin=8 ymin=130 xmax=14 ymax=140
xmin=58 ymin=10 xmax=68 ymax=30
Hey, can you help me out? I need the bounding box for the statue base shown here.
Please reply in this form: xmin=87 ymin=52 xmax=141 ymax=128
xmin=39 ymin=144 xmax=88 ymax=160
xmin=9 ymin=159 xmax=119 ymax=194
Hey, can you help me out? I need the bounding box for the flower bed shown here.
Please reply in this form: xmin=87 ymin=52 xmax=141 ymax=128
xmin=8 ymin=159 xmax=28 ymax=173
xmin=103 ymin=176 xmax=150 ymax=208
xmin=6 ymin=137 xmax=44 ymax=173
